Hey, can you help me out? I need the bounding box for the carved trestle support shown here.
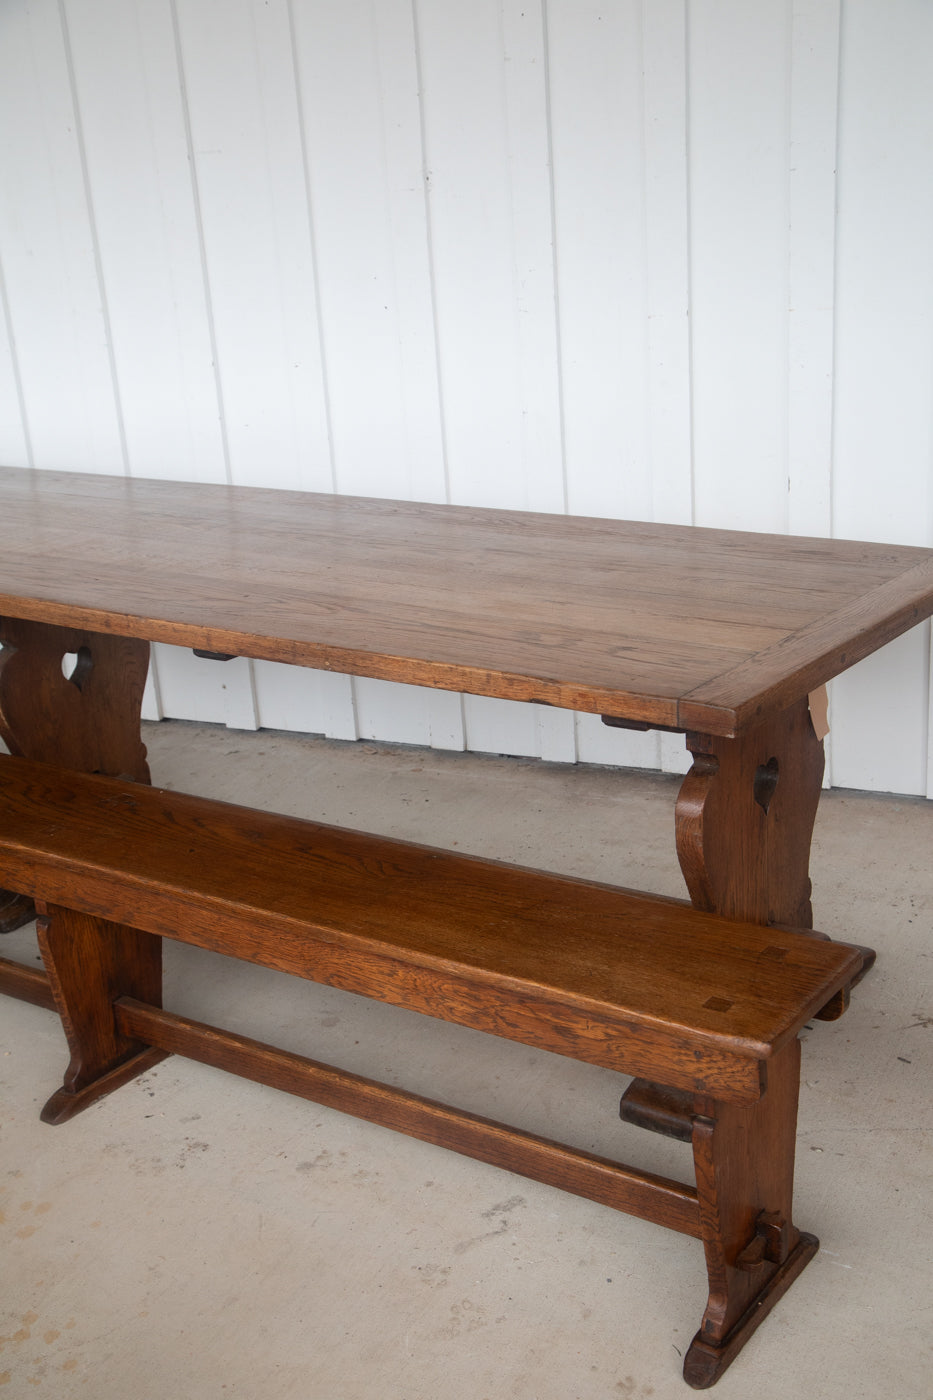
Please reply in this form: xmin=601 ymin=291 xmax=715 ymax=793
xmin=622 ymin=697 xmax=872 ymax=1139
xmin=0 ymin=618 xmax=151 ymax=1001
xmin=675 ymin=696 xmax=825 ymax=928
xmin=0 ymin=617 xmax=151 ymax=780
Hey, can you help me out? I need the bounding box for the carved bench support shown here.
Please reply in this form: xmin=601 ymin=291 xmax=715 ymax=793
xmin=35 ymin=906 xmax=167 ymax=1125
xmin=685 ymin=1037 xmax=809 ymax=1387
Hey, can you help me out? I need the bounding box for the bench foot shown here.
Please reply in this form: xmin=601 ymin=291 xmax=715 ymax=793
xmin=683 ymin=1231 xmax=818 ymax=1388
xmin=41 ymin=1045 xmax=171 ymax=1125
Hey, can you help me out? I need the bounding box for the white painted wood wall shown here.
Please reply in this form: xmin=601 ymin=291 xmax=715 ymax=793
xmin=1 ymin=1 xmax=932 ymax=795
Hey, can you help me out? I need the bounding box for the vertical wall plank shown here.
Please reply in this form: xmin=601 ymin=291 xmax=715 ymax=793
xmin=141 ymin=664 xmax=164 ymax=725
xmin=498 ymin=0 xmax=566 ymax=516
xmin=174 ymin=0 xmax=332 ymax=492
xmin=642 ymin=0 xmax=693 ymax=529
xmin=354 ymin=678 xmax=463 ymax=751
xmin=292 ymin=0 xmax=445 ymax=503
xmin=833 ymin=0 xmax=933 ymax=549
xmin=575 ymin=714 xmax=660 ymax=771
xmin=415 ymin=0 xmax=563 ymax=512
xmin=830 ymin=0 xmax=933 ymax=794
xmin=831 ymin=634 xmax=930 ymax=797
xmin=254 ymin=661 xmax=357 ymax=743
xmin=786 ymin=0 xmax=839 ymax=539
xmin=547 ymin=0 xmax=652 ymax=521
xmin=153 ymin=646 xmax=259 ymax=731
xmin=687 ymin=0 xmax=791 ymax=532
xmin=0 ymin=0 xmax=124 ymax=473
xmin=63 ymin=0 xmax=228 ymax=485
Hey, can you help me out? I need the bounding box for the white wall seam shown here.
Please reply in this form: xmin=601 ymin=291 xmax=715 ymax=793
xmin=410 ymin=0 xmax=452 ymax=508
xmin=286 ymin=0 xmax=339 ymax=498
xmin=540 ymin=0 xmax=570 ymax=518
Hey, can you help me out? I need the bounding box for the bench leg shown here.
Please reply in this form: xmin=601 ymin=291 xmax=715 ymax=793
xmin=35 ymin=903 xmax=168 ymax=1125
xmin=684 ymin=1037 xmax=815 ymax=1388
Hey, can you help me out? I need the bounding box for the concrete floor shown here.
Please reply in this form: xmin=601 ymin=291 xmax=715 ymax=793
xmin=2 ymin=719 xmax=931 ymax=1399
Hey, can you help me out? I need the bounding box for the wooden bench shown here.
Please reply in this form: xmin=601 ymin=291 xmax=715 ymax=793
xmin=0 ymin=753 xmax=864 ymax=1388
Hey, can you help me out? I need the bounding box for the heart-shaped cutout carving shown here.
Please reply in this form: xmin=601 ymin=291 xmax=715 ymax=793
xmin=753 ymin=757 xmax=779 ymax=815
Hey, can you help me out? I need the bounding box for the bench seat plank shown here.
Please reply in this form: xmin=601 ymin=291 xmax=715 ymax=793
xmin=0 ymin=755 xmax=861 ymax=1104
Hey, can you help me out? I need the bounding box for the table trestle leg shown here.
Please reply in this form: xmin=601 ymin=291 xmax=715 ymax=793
xmin=0 ymin=619 xmax=153 ymax=1002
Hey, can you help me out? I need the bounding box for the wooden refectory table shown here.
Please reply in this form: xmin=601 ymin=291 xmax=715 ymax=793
xmin=2 ymin=463 xmax=933 ymax=1073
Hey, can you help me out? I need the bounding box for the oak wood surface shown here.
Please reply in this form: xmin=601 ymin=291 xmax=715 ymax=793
xmin=0 ymin=755 xmax=861 ymax=1103
xmin=2 ymin=466 xmax=932 ymax=735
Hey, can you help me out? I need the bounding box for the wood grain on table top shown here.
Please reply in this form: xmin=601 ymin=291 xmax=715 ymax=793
xmin=2 ymin=465 xmax=932 ymax=735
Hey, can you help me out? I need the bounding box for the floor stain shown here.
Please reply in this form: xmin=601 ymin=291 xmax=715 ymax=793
xmin=435 ymin=1298 xmax=489 ymax=1340
xmin=453 ymin=1218 xmax=509 ymax=1255
xmin=481 ymin=1195 xmax=526 ymax=1220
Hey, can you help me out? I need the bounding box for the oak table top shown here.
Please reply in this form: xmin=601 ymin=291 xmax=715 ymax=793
xmin=2 ymin=464 xmax=933 ymax=737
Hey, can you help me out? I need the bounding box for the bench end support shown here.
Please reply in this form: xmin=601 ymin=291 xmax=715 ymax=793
xmin=683 ymin=1230 xmax=819 ymax=1388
